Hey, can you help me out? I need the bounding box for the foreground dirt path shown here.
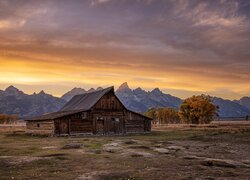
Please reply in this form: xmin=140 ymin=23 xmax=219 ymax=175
xmin=0 ymin=127 xmax=249 ymax=179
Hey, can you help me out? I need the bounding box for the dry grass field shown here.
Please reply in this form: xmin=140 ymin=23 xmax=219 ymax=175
xmin=0 ymin=124 xmax=26 ymax=133
xmin=0 ymin=121 xmax=249 ymax=180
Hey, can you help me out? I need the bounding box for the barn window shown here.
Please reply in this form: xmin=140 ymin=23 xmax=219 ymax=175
xmin=37 ymin=123 xmax=40 ymax=128
xmin=115 ymin=118 xmax=120 ymax=122
xmin=81 ymin=112 xmax=87 ymax=119
xmin=112 ymin=118 xmax=119 ymax=122
xmin=97 ymin=117 xmax=104 ymax=120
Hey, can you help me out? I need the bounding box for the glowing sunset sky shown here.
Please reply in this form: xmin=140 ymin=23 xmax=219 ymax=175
xmin=0 ymin=0 xmax=249 ymax=99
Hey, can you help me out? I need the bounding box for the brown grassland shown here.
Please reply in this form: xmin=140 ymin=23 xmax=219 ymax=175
xmin=0 ymin=121 xmax=250 ymax=180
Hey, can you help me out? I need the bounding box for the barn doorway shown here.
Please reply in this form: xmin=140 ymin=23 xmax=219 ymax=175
xmin=111 ymin=118 xmax=120 ymax=134
xmin=96 ymin=118 xmax=104 ymax=134
xmin=60 ymin=119 xmax=69 ymax=134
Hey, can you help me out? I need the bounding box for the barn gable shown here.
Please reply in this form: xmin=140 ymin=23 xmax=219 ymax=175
xmin=92 ymin=90 xmax=125 ymax=111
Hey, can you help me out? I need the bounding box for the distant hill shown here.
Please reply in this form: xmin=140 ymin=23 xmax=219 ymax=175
xmin=0 ymin=86 xmax=66 ymax=118
xmin=0 ymin=84 xmax=249 ymax=118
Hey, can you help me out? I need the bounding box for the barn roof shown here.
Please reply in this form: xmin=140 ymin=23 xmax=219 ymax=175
xmin=60 ymin=86 xmax=114 ymax=111
xmin=26 ymin=110 xmax=84 ymax=121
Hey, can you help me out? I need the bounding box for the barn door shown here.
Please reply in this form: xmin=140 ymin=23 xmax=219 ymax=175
xmin=96 ymin=119 xmax=104 ymax=134
xmin=60 ymin=119 xmax=69 ymax=134
xmin=111 ymin=118 xmax=120 ymax=134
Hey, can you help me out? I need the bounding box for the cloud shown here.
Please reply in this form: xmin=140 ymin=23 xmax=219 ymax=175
xmin=0 ymin=0 xmax=249 ymax=99
xmin=90 ymin=0 xmax=112 ymax=6
xmin=0 ymin=20 xmax=22 ymax=29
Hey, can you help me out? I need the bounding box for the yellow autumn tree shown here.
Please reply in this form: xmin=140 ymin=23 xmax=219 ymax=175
xmin=145 ymin=108 xmax=180 ymax=124
xmin=145 ymin=108 xmax=158 ymax=124
xmin=157 ymin=108 xmax=180 ymax=124
xmin=179 ymin=95 xmax=218 ymax=124
xmin=0 ymin=114 xmax=18 ymax=124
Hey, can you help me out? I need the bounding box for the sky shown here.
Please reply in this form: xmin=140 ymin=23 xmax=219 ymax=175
xmin=0 ymin=0 xmax=249 ymax=100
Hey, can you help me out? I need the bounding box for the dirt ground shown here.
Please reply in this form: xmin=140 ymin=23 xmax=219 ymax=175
xmin=0 ymin=122 xmax=250 ymax=180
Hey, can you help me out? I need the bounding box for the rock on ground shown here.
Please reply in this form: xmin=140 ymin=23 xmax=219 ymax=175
xmin=167 ymin=145 xmax=185 ymax=151
xmin=103 ymin=141 xmax=122 ymax=153
xmin=61 ymin=143 xmax=83 ymax=149
xmin=153 ymin=148 xmax=170 ymax=154
xmin=202 ymin=158 xmax=250 ymax=168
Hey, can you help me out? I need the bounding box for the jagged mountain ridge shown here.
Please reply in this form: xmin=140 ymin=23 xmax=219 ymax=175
xmin=0 ymin=86 xmax=66 ymax=118
xmin=234 ymin=97 xmax=250 ymax=111
xmin=0 ymin=84 xmax=249 ymax=118
xmin=116 ymin=82 xmax=183 ymax=112
xmin=115 ymin=83 xmax=250 ymax=117
xmin=213 ymin=97 xmax=250 ymax=117
xmin=61 ymin=87 xmax=103 ymax=101
xmin=61 ymin=87 xmax=87 ymax=101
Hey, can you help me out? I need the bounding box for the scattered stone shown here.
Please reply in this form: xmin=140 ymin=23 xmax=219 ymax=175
xmin=0 ymin=156 xmax=12 ymax=158
xmin=2 ymin=156 xmax=50 ymax=165
xmin=103 ymin=142 xmax=122 ymax=153
xmin=78 ymin=170 xmax=108 ymax=180
xmin=42 ymin=146 xmax=57 ymax=149
xmin=154 ymin=143 xmax=163 ymax=148
xmin=167 ymin=145 xmax=184 ymax=151
xmin=131 ymin=154 xmax=143 ymax=157
xmin=103 ymin=146 xmax=121 ymax=153
xmin=183 ymin=155 xmax=204 ymax=160
xmin=107 ymin=142 xmax=119 ymax=147
xmin=94 ymin=149 xmax=102 ymax=154
xmin=78 ymin=170 xmax=131 ymax=180
xmin=153 ymin=148 xmax=170 ymax=154
xmin=202 ymin=158 xmax=250 ymax=168
xmin=61 ymin=143 xmax=83 ymax=149
xmin=76 ymin=149 xmax=86 ymax=154
xmin=128 ymin=145 xmax=150 ymax=150
xmin=242 ymin=160 xmax=250 ymax=165
xmin=131 ymin=151 xmax=153 ymax=157
xmin=40 ymin=153 xmax=66 ymax=157
xmin=122 ymin=150 xmax=153 ymax=157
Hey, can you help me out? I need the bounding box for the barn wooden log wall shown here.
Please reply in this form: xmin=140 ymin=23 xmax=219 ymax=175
xmin=26 ymin=120 xmax=54 ymax=135
xmin=125 ymin=112 xmax=147 ymax=133
xmin=54 ymin=112 xmax=93 ymax=135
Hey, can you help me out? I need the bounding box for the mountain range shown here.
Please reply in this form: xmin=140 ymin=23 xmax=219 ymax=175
xmin=0 ymin=86 xmax=66 ymax=118
xmin=0 ymin=83 xmax=249 ymax=118
xmin=116 ymin=83 xmax=250 ymax=118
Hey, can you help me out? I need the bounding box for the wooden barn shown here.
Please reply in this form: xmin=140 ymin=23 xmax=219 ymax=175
xmin=26 ymin=87 xmax=151 ymax=136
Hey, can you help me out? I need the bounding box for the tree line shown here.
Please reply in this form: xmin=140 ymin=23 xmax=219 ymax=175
xmin=145 ymin=95 xmax=218 ymax=124
xmin=0 ymin=114 xmax=18 ymax=124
